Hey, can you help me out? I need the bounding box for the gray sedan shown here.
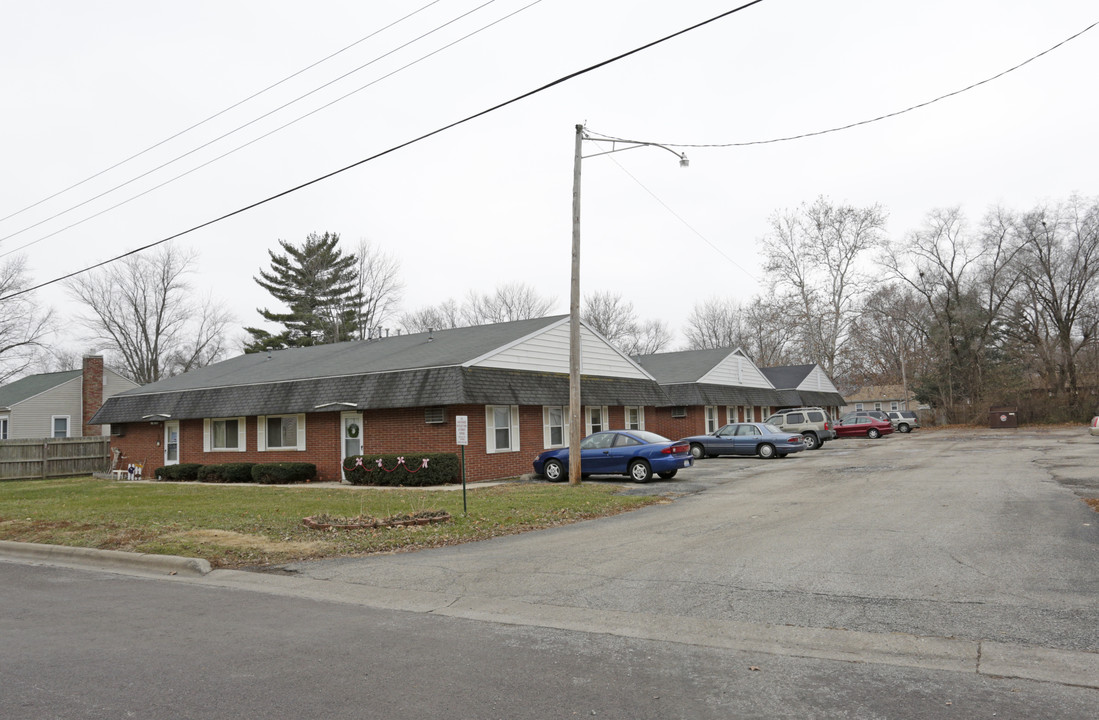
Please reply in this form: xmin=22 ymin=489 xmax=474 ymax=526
xmin=679 ymin=423 xmax=808 ymax=460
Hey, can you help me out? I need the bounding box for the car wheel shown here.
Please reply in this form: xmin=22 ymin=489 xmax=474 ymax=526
xmin=757 ymin=443 xmax=776 ymax=459
xmin=689 ymin=443 xmax=707 ymax=460
xmin=898 ymin=423 xmax=910 ymax=433
xmin=628 ymin=460 xmax=652 ymax=483
xmin=543 ymin=459 xmax=565 ymax=482
xmin=658 ymin=470 xmax=678 ymax=479
xmin=868 ymin=428 xmax=881 ymax=439
xmin=801 ymin=433 xmax=818 ymax=450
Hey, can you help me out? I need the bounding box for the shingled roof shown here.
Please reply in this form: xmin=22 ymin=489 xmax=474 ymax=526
xmin=90 ymin=317 xmax=668 ymax=424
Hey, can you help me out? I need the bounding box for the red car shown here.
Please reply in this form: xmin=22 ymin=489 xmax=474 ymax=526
xmin=833 ymin=415 xmax=893 ymax=439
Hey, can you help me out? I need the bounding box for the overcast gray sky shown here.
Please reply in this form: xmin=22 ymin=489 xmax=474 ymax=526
xmin=3 ymin=0 xmax=1097 ymax=354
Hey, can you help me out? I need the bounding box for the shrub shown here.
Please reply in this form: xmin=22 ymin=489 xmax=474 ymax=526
xmin=153 ymin=463 xmax=203 ymax=481
xmin=198 ymin=463 xmax=257 ymax=483
xmin=343 ymin=452 xmax=461 ymax=487
xmin=251 ymin=462 xmax=316 ymax=484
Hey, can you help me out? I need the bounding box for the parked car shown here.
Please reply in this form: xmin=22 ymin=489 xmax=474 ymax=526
xmin=1089 ymin=416 xmax=1099 ymax=436
xmin=833 ymin=415 xmax=894 ymax=439
xmin=886 ymin=410 xmax=920 ymax=433
xmin=764 ymin=407 xmax=836 ymax=450
xmin=679 ymin=422 xmax=808 ymax=460
xmin=841 ymin=410 xmax=894 ymax=427
xmin=533 ymin=430 xmax=693 ymax=483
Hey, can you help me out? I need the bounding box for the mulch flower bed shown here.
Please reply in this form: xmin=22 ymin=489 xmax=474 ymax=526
xmin=302 ymin=509 xmax=452 ymax=530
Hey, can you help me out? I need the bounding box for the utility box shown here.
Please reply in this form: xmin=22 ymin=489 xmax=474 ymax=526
xmin=989 ymin=406 xmax=1018 ymax=428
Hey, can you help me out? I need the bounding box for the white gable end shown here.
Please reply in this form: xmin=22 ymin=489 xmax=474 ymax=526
xmin=470 ymin=321 xmax=651 ymax=379
xmin=699 ymin=352 xmax=773 ymax=389
xmin=799 ymin=365 xmax=840 ymax=393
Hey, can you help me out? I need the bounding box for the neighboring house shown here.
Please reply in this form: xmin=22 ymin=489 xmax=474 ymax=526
xmin=90 ymin=316 xmax=670 ymax=483
xmin=0 ymin=356 xmax=138 ymax=440
xmin=839 ymin=384 xmax=912 ymax=415
xmin=758 ymin=364 xmax=847 ymax=419
xmin=634 ymin=347 xmax=794 ymax=437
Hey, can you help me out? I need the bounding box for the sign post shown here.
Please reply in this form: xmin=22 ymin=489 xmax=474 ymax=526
xmin=455 ymin=415 xmax=468 ymax=515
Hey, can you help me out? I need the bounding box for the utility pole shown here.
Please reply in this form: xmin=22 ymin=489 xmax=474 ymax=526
xmin=568 ymin=124 xmax=584 ymax=485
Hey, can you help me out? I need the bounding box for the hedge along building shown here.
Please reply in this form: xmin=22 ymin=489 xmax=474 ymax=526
xmin=633 ymin=349 xmax=846 ymax=437
xmin=89 ymin=316 xmax=669 ymax=482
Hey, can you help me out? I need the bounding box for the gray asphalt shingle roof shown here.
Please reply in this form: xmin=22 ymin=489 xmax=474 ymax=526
xmin=633 ymin=347 xmax=739 ymax=384
xmin=0 ymin=370 xmax=81 ymax=409
xmin=759 ymin=364 xmax=816 ymax=389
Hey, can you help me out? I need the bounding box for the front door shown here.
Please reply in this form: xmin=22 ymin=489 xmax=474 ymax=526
xmin=341 ymin=412 xmax=364 ymax=478
xmin=164 ymin=421 xmax=180 ymax=466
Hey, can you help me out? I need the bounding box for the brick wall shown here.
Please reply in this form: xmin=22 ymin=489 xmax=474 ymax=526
xmin=81 ymin=356 xmax=104 ymax=437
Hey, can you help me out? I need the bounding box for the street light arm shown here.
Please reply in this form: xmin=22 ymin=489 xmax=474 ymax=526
xmin=581 ymin=138 xmax=689 ymax=166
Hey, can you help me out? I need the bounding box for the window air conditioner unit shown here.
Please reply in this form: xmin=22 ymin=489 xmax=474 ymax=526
xmin=110 ymin=424 xmax=126 ymax=437
xmin=424 ymin=407 xmax=445 ymax=424
xmin=671 ymin=407 xmax=687 ymax=418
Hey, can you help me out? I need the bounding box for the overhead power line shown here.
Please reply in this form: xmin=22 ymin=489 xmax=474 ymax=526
xmin=0 ymin=0 xmax=512 ymax=249
xmin=586 ymin=18 xmax=1099 ymax=149
xmin=0 ymin=0 xmax=446 ymax=226
xmin=0 ymin=0 xmax=769 ymax=302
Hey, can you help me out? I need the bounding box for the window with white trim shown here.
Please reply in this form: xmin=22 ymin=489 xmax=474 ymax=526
xmin=874 ymin=402 xmax=882 ymax=411
xmin=855 ymin=403 xmax=864 ymax=411
xmin=624 ymin=406 xmax=644 ymax=431
xmin=51 ymin=415 xmax=70 ymax=438
xmin=0 ymin=415 xmax=8 ymax=440
xmin=258 ymin=414 xmax=306 ymax=451
xmin=705 ymin=406 xmax=718 ymax=434
xmin=744 ymin=406 xmax=755 ymax=423
xmin=543 ymin=406 xmax=566 ymax=448
xmin=586 ymin=406 xmax=609 ymax=435
xmin=204 ymin=417 xmax=246 ymax=451
xmin=487 ymin=405 xmax=519 ymax=453
xmin=890 ymin=401 xmax=899 ymax=411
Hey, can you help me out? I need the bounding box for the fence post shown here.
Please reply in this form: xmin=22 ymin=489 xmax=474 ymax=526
xmin=42 ymin=440 xmax=48 ymax=479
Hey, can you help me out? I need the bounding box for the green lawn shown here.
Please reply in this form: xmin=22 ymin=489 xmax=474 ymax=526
xmin=0 ymin=477 xmax=663 ymax=568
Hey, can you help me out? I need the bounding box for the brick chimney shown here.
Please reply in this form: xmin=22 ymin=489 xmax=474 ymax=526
xmin=82 ymin=355 xmax=104 ymax=437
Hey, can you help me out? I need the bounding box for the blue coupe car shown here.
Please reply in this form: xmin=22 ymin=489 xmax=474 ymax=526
xmin=679 ymin=422 xmax=807 ymax=459
xmin=533 ymin=430 xmax=693 ymax=483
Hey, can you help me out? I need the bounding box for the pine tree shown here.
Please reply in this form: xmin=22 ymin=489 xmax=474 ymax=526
xmin=244 ymin=232 xmax=361 ymax=351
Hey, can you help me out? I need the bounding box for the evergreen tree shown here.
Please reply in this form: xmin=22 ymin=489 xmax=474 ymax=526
xmin=244 ymin=232 xmax=361 ymax=351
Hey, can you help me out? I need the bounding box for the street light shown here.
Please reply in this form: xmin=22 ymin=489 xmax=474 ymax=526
xmin=568 ymin=124 xmax=688 ymax=485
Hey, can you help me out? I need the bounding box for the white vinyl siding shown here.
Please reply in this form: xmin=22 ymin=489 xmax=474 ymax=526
xmin=699 ymin=353 xmax=773 ymax=388
xmin=257 ymin=414 xmax=306 ymax=451
xmin=486 ymin=405 xmax=519 ymax=453
xmin=472 ymin=321 xmax=651 ymax=379
xmin=798 ymin=365 xmax=842 ymax=394
xmin=543 ymin=406 xmax=566 ymax=448
xmin=203 ymin=417 xmax=246 ymax=452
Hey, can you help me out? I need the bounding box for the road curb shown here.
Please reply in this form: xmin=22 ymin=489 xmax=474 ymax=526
xmin=0 ymin=540 xmax=211 ymax=577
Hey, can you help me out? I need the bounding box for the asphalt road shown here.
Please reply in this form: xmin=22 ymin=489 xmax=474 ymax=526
xmin=2 ymin=427 xmax=1098 ymax=718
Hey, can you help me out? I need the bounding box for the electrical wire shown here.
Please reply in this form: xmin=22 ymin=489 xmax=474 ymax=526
xmin=0 ymin=0 xmax=544 ymax=260
xmin=0 ymin=0 xmax=509 ymax=249
xmin=0 ymin=0 xmax=446 ymax=225
xmin=585 ymin=19 xmax=1099 ymax=149
xmin=0 ymin=0 xmax=769 ymax=302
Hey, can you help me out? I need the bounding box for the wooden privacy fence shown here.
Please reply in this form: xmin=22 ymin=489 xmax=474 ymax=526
xmin=0 ymin=437 xmax=111 ymax=481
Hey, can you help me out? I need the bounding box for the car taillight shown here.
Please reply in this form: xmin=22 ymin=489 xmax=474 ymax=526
xmin=663 ymin=443 xmax=689 ymax=455
xmin=824 ymin=422 xmax=831 ymax=430
xmin=787 ymin=436 xmax=801 ymax=443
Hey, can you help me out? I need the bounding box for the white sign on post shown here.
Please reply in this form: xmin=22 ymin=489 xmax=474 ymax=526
xmin=455 ymin=415 xmax=468 ymax=446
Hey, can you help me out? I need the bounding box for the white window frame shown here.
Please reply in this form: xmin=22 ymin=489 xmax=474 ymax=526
xmin=257 ymin=414 xmax=306 ymax=451
xmin=51 ymin=415 xmax=71 ymax=438
xmin=760 ymin=407 xmax=770 ymax=420
xmin=624 ymin=406 xmax=644 ymax=431
xmin=855 ymin=403 xmax=864 ymax=411
xmin=0 ymin=415 xmax=8 ymax=440
xmin=585 ymin=405 xmax=609 ymax=435
xmin=744 ymin=406 xmax=755 ymax=423
xmin=203 ymin=417 xmax=247 ymax=452
xmin=705 ymin=406 xmax=718 ymax=434
xmin=890 ymin=401 xmax=899 ymax=411
xmin=486 ymin=405 xmax=520 ymax=453
xmin=874 ymin=402 xmax=882 ymax=411
xmin=542 ymin=406 xmax=567 ymax=448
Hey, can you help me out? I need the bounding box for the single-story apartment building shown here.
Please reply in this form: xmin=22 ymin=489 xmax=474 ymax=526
xmin=839 ymin=384 xmax=913 ymax=415
xmin=759 ymin=363 xmax=846 ymax=420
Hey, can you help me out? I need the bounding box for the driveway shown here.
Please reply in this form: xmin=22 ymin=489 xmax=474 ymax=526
xmin=275 ymin=428 xmax=1099 ymax=655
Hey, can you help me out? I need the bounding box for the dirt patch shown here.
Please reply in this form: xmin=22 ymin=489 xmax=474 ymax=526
xmin=168 ymin=529 xmax=326 ymax=553
xmin=1085 ymin=498 xmax=1099 ymax=512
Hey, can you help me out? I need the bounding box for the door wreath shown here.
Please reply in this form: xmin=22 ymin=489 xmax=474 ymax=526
xmin=346 ymin=422 xmax=360 ymax=438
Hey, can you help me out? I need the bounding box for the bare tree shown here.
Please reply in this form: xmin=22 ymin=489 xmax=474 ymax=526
xmin=397 ymin=299 xmax=463 ymax=334
xmin=740 ymin=298 xmax=796 ymax=367
xmin=620 ymin=319 xmax=673 ymax=356
xmin=66 ymin=245 xmax=233 ymax=384
xmin=0 ymin=256 xmax=53 ymax=383
xmin=684 ymin=297 xmax=744 ymax=349
xmin=762 ymin=196 xmax=887 ymax=378
xmin=462 ymin=283 xmax=555 ymax=325
xmin=1007 ymin=196 xmax=1099 ymax=399
xmin=349 ymin=237 xmax=404 ymax=338
xmin=582 ymin=291 xmax=672 ymax=356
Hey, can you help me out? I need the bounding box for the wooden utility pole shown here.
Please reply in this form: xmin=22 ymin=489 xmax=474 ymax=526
xmin=569 ymin=124 xmax=583 ymax=485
